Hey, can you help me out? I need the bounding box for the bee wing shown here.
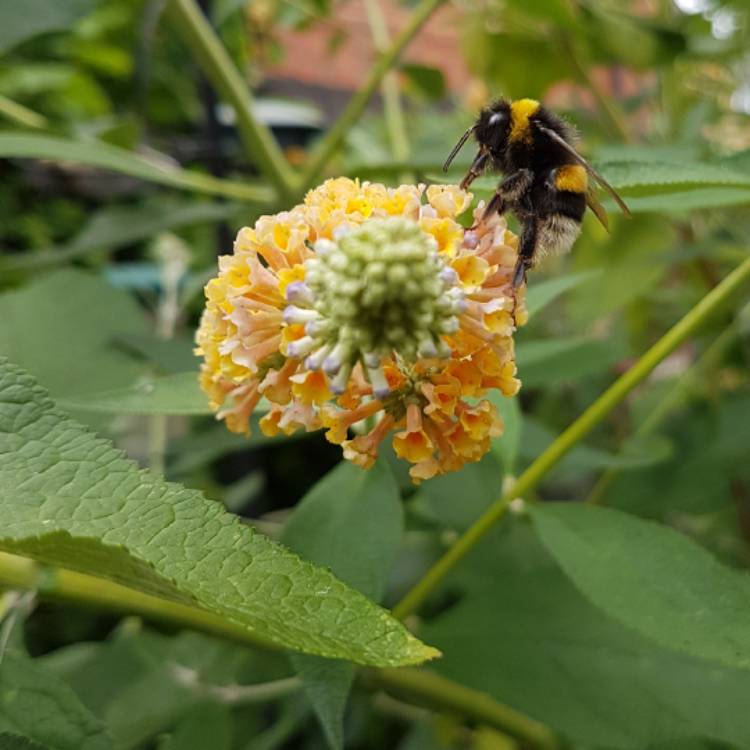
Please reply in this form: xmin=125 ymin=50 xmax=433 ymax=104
xmin=585 ymin=188 xmax=610 ymax=231
xmin=537 ymin=124 xmax=631 ymax=217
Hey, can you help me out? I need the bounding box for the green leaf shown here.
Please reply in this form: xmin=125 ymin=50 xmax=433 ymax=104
xmin=520 ymin=419 xmax=673 ymax=473
xmin=0 ymin=200 xmax=236 ymax=273
xmin=525 ymin=271 xmax=602 ymax=317
xmin=399 ymin=64 xmax=446 ymax=101
xmin=0 ymin=270 xmax=148 ymax=399
xmin=410 ymin=452 xmax=503 ymax=530
xmin=529 ymin=502 xmax=750 ymax=670
xmin=160 ymin=705 xmax=232 ymax=750
xmin=282 ymin=460 xmax=405 ymax=749
xmin=0 ymin=0 xmax=93 ymax=54
xmin=282 ymin=460 xmax=403 ymax=600
xmin=517 ymin=334 xmax=627 ymax=387
xmin=0 ymin=133 xmax=271 ymax=202
xmin=598 ymin=160 xmax=750 ymax=194
xmin=0 ymin=653 xmax=112 ymax=750
xmin=0 ymin=358 xmax=438 ymax=667
xmin=0 ymin=735 xmax=51 ymax=750
xmin=58 ymin=372 xmax=209 ymax=416
xmin=423 ymin=523 xmax=750 ymax=748
xmin=489 ymin=394 xmax=521 ymax=476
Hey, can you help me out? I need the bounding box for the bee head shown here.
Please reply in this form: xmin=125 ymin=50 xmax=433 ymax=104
xmin=475 ymin=99 xmax=512 ymax=156
xmin=442 ymin=99 xmax=512 ymax=185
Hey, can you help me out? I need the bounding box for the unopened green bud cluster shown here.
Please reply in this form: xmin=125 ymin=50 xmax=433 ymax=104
xmin=283 ymin=218 xmax=464 ymax=397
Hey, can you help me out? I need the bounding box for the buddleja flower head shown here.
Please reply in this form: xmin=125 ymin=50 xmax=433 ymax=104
xmin=196 ymin=178 xmax=527 ymax=483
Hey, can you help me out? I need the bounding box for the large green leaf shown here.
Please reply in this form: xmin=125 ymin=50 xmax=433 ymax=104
xmin=423 ymin=523 xmax=750 ymax=748
xmin=0 ymin=0 xmax=93 ymax=54
xmin=529 ymin=502 xmax=750 ymax=670
xmin=0 ymin=358 xmax=437 ymax=667
xmin=0 ymin=270 xmax=148 ymax=399
xmin=282 ymin=460 xmax=405 ymax=749
xmin=0 ymin=133 xmax=270 ymax=202
xmin=524 ymin=271 xmax=602 ymax=317
xmin=58 ymin=372 xmax=210 ymax=416
xmin=0 ymin=653 xmax=112 ymax=750
xmin=516 ymin=333 xmax=627 ymax=387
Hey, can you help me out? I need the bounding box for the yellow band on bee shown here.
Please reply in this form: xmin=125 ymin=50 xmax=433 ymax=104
xmin=509 ymin=98 xmax=540 ymax=143
xmin=555 ymin=164 xmax=588 ymax=193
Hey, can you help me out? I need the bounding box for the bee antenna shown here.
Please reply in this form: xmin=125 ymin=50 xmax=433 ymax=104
xmin=443 ymin=125 xmax=476 ymax=172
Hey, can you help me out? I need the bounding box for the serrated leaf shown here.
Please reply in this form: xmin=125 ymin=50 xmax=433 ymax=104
xmin=529 ymin=503 xmax=750 ymax=670
xmin=0 ymin=358 xmax=438 ymax=667
xmin=423 ymin=523 xmax=750 ymax=748
xmin=0 ymin=0 xmax=93 ymax=54
xmin=598 ymin=160 xmax=750 ymax=194
xmin=468 ymin=161 xmax=750 ymax=194
xmin=282 ymin=460 xmax=405 ymax=749
xmin=0 ymin=133 xmax=270 ymax=202
xmin=0 ymin=653 xmax=112 ymax=750
xmin=58 ymin=372 xmax=209 ymax=416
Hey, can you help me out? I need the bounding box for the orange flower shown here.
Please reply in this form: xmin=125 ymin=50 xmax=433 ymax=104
xmin=196 ymin=177 xmax=526 ymax=483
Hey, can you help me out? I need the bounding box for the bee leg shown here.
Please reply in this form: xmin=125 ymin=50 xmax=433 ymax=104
xmin=479 ymin=191 xmax=506 ymax=225
xmin=512 ymin=219 xmax=537 ymax=289
xmin=481 ymin=169 xmax=534 ymax=222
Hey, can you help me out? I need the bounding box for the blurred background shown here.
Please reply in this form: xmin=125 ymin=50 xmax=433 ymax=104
xmin=1 ymin=0 xmax=750 ymax=747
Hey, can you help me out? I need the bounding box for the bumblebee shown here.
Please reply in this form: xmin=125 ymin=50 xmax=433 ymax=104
xmin=443 ymin=97 xmax=630 ymax=287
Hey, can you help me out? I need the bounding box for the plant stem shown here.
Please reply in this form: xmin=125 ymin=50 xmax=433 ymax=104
xmin=0 ymin=550 xmax=560 ymax=747
xmin=299 ymin=0 xmax=444 ymax=191
xmin=366 ymin=668 xmax=562 ymax=750
xmin=585 ymin=317 xmax=741 ymax=505
xmin=0 ymin=551 xmax=279 ymax=652
xmin=393 ymin=254 xmax=750 ymax=620
xmin=362 ymin=0 xmax=410 ymax=167
xmin=166 ymin=0 xmax=296 ymax=200
xmin=0 ymin=95 xmax=49 ymax=130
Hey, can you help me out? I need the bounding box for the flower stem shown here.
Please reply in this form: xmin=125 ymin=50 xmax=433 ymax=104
xmin=0 ymin=95 xmax=49 ymax=130
xmin=365 ymin=668 xmax=562 ymax=749
xmin=393 ymin=254 xmax=750 ymax=620
xmin=299 ymin=0 xmax=444 ymax=192
xmin=362 ymin=0 xmax=411 ymax=166
xmin=165 ymin=0 xmax=296 ymax=201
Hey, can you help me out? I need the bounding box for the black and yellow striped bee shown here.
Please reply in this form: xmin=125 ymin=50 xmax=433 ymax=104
xmin=443 ymin=97 xmax=630 ymax=287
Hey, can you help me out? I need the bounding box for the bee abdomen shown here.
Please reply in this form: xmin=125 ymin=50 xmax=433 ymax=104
xmin=536 ymin=214 xmax=582 ymax=258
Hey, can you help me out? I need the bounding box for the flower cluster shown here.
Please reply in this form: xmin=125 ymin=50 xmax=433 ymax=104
xmin=196 ymin=178 xmax=527 ymax=483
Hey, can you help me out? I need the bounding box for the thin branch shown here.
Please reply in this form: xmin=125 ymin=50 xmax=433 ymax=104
xmin=366 ymin=668 xmax=562 ymax=750
xmin=0 ymin=95 xmax=49 ymax=130
xmin=393 ymin=254 xmax=750 ymax=620
xmin=165 ymin=0 xmax=296 ymax=200
xmin=362 ymin=0 xmax=410 ymax=165
xmin=300 ymin=0 xmax=445 ymax=191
